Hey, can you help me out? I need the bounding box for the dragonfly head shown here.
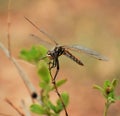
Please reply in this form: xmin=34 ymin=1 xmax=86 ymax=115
xmin=47 ymin=46 xmax=65 ymax=60
xmin=47 ymin=50 xmax=54 ymax=60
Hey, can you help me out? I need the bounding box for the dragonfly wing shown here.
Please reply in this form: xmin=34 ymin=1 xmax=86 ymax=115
xmin=38 ymin=29 xmax=58 ymax=45
xmin=30 ymin=34 xmax=54 ymax=47
xmin=64 ymin=45 xmax=108 ymax=61
xmin=25 ymin=17 xmax=58 ymax=45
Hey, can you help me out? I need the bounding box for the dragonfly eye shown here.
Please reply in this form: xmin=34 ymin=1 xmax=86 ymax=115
xmin=47 ymin=51 xmax=54 ymax=59
xmin=47 ymin=51 xmax=51 ymax=55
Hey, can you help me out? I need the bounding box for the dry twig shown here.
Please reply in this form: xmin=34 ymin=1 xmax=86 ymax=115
xmin=0 ymin=113 xmax=12 ymax=116
xmin=0 ymin=42 xmax=41 ymax=104
xmin=5 ymin=98 xmax=24 ymax=116
xmin=21 ymin=100 xmax=31 ymax=116
xmin=7 ymin=0 xmax=12 ymax=56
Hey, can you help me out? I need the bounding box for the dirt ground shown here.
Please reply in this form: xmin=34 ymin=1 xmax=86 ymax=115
xmin=0 ymin=0 xmax=120 ymax=116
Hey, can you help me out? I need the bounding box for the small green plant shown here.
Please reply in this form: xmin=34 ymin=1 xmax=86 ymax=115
xmin=94 ymin=79 xmax=120 ymax=116
xmin=20 ymin=45 xmax=69 ymax=116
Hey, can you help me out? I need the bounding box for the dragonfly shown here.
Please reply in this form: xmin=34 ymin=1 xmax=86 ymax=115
xmin=25 ymin=17 xmax=108 ymax=81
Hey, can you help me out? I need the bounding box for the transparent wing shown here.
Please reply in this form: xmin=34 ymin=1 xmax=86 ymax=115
xmin=25 ymin=17 xmax=58 ymax=45
xmin=30 ymin=34 xmax=54 ymax=47
xmin=64 ymin=44 xmax=108 ymax=61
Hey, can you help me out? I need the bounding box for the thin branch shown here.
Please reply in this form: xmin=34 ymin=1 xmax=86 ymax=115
xmin=7 ymin=0 xmax=12 ymax=56
xmin=7 ymin=1 xmax=37 ymax=98
xmin=0 ymin=42 xmax=41 ymax=104
xmin=12 ymin=58 xmax=36 ymax=98
xmin=5 ymin=98 xmax=24 ymax=116
xmin=49 ymin=65 xmax=68 ymax=116
xmin=0 ymin=113 xmax=12 ymax=116
xmin=21 ymin=100 xmax=31 ymax=116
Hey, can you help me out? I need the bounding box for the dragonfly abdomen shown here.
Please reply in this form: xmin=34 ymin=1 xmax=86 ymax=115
xmin=63 ymin=50 xmax=84 ymax=66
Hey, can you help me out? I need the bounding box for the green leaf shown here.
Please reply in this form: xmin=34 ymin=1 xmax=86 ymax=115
xmin=107 ymin=91 xmax=114 ymax=98
xmin=20 ymin=45 xmax=48 ymax=63
xmin=30 ymin=104 xmax=46 ymax=114
xmin=60 ymin=92 xmax=69 ymax=106
xmin=104 ymin=80 xmax=111 ymax=89
xmin=55 ymin=102 xmax=63 ymax=113
xmin=39 ymin=82 xmax=51 ymax=93
xmin=20 ymin=49 xmax=32 ymax=61
xmin=93 ymin=85 xmax=104 ymax=93
xmin=39 ymin=81 xmax=46 ymax=89
xmin=56 ymin=92 xmax=69 ymax=113
xmin=37 ymin=61 xmax=50 ymax=83
xmin=108 ymin=96 xmax=115 ymax=103
xmin=46 ymin=101 xmax=58 ymax=113
xmin=111 ymin=79 xmax=117 ymax=89
xmin=51 ymin=79 xmax=67 ymax=90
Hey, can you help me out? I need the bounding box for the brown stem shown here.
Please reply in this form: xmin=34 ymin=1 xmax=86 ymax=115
xmin=49 ymin=66 xmax=68 ymax=116
xmin=5 ymin=98 xmax=24 ymax=116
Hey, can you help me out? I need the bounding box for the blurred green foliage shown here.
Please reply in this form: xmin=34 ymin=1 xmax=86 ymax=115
xmin=94 ymin=79 xmax=120 ymax=116
xmin=20 ymin=45 xmax=69 ymax=116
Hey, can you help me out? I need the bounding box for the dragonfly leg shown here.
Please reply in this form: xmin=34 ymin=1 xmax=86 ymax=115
xmin=48 ymin=58 xmax=59 ymax=83
xmin=49 ymin=60 xmax=56 ymax=70
xmin=49 ymin=62 xmax=52 ymax=70
xmin=53 ymin=58 xmax=59 ymax=81
xmin=48 ymin=60 xmax=57 ymax=82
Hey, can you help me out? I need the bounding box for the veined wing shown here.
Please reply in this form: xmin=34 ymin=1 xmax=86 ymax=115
xmin=25 ymin=17 xmax=58 ymax=45
xmin=64 ymin=44 xmax=108 ymax=61
xmin=30 ymin=34 xmax=54 ymax=47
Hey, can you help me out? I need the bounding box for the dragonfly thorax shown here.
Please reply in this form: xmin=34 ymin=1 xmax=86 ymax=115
xmin=47 ymin=46 xmax=65 ymax=59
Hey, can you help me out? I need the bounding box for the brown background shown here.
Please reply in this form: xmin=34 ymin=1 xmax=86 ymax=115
xmin=0 ymin=0 xmax=120 ymax=116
